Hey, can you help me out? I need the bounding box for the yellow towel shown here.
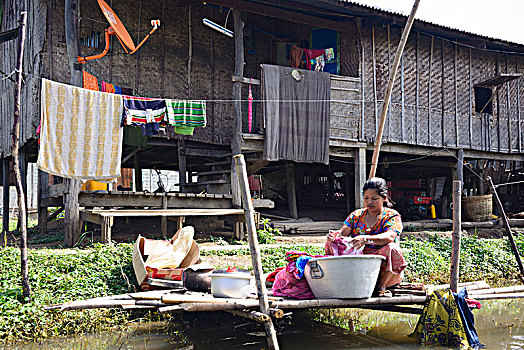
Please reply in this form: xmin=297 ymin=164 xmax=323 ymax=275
xmin=37 ymin=79 xmax=123 ymax=181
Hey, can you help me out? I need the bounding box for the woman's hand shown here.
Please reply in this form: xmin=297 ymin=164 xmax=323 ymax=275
xmin=326 ymin=230 xmax=340 ymax=243
xmin=350 ymin=235 xmax=370 ymax=249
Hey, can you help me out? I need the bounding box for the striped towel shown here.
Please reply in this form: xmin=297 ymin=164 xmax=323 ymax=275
xmin=165 ymin=99 xmax=206 ymax=135
xmin=37 ymin=79 xmax=124 ymax=181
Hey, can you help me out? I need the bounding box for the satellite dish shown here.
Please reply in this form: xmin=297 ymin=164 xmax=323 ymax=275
xmin=78 ymin=0 xmax=160 ymax=63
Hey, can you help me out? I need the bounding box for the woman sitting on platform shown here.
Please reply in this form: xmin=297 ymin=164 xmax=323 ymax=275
xmin=325 ymin=177 xmax=407 ymax=297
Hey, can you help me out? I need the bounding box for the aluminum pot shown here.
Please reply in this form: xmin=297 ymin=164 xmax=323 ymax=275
xmin=210 ymin=266 xmax=252 ymax=298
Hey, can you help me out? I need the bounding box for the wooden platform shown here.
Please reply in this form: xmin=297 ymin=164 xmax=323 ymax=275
xmin=80 ymin=208 xmax=245 ymax=243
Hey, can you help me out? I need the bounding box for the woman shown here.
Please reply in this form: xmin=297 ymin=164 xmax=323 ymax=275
xmin=325 ymin=177 xmax=407 ymax=297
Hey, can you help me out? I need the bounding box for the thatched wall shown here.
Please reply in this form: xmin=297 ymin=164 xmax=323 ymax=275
xmin=0 ymin=0 xmax=47 ymax=158
xmin=358 ymin=22 xmax=524 ymax=152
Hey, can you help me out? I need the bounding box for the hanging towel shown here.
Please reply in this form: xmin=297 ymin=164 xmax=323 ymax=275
xmin=165 ymin=99 xmax=206 ymax=135
xmin=122 ymin=96 xmax=167 ymax=136
xmin=37 ymin=79 xmax=124 ymax=181
xmin=82 ymin=70 xmax=99 ymax=91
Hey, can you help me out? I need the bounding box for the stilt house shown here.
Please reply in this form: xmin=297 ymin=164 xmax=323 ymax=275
xmin=1 ymin=0 xmax=523 ymax=244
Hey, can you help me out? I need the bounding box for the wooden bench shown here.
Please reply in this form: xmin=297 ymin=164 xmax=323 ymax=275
xmin=80 ymin=208 xmax=246 ymax=244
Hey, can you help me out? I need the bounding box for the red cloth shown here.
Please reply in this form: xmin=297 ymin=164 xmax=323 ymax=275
xmin=466 ymin=298 xmax=481 ymax=309
xmin=304 ymin=49 xmax=325 ymax=70
xmin=266 ymin=266 xmax=284 ymax=283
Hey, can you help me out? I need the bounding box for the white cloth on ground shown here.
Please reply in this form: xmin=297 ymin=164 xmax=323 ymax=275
xmin=37 ymin=78 xmax=124 ymax=181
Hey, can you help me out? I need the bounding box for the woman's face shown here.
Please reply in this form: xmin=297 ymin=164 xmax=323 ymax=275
xmin=363 ymin=189 xmax=384 ymax=212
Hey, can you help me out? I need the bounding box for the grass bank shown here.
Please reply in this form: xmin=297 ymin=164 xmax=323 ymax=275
xmin=1 ymin=234 xmax=523 ymax=343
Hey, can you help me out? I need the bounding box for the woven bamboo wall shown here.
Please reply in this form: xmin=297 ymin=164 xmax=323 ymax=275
xmin=0 ymin=0 xmax=47 ymax=158
xmin=359 ymin=21 xmax=524 ymax=152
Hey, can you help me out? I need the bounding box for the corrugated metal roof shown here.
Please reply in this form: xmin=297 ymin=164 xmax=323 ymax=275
xmin=316 ymin=0 xmax=524 ymax=48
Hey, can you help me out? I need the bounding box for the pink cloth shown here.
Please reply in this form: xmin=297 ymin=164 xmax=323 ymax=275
xmin=326 ymin=236 xmax=364 ymax=256
xmin=248 ymin=84 xmax=253 ymax=133
xmin=272 ymin=262 xmax=315 ymax=299
xmin=364 ymin=242 xmax=407 ymax=287
xmin=304 ymin=49 xmax=325 ymax=70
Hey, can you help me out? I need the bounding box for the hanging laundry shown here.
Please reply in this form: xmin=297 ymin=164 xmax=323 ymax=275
xmin=114 ymin=86 xmax=122 ymax=95
xmin=313 ymin=55 xmax=325 ymax=71
xmin=82 ymin=70 xmax=99 ymax=91
xmin=122 ymin=96 xmax=167 ymax=136
xmin=165 ymin=99 xmax=206 ymax=135
xmin=289 ymin=45 xmax=304 ymax=68
xmin=324 ymin=47 xmax=335 ymax=61
xmin=37 ymin=79 xmax=124 ymax=181
xmin=303 ymin=49 xmax=325 ymax=70
xmin=248 ymin=84 xmax=253 ymax=133
xmin=121 ymin=87 xmax=134 ymax=95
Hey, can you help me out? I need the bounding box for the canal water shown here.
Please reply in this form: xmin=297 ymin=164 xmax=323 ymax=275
xmin=3 ymin=299 xmax=524 ymax=349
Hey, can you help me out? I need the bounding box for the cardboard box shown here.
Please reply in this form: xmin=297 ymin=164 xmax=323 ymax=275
xmin=132 ymin=232 xmax=212 ymax=291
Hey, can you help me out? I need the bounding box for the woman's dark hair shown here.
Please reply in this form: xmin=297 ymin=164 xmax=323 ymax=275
xmin=362 ymin=177 xmax=393 ymax=208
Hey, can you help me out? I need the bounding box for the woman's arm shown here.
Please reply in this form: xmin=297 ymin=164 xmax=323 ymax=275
xmin=351 ymin=229 xmax=397 ymax=248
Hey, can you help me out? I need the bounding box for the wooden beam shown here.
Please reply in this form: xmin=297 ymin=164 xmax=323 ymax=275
xmin=286 ymin=163 xmax=298 ymax=219
xmin=368 ymin=0 xmax=420 ymax=178
xmin=441 ymin=38 xmax=445 ymax=146
xmin=371 ymin=27 xmax=378 ymax=136
xmin=454 ymin=41 xmax=459 ymax=147
xmin=400 ymin=52 xmax=405 ymax=142
xmin=354 ymin=148 xmax=366 ymax=208
xmin=178 ymin=139 xmax=187 ymax=193
xmin=358 ymin=20 xmax=365 ymax=141
xmin=37 ymin=170 xmax=49 ymax=235
xmin=415 ymin=32 xmax=420 ymax=144
xmin=64 ymin=0 xmax=83 ymax=247
xmin=232 ymin=76 xmax=260 ymax=85
xmin=469 ymin=48 xmax=473 ymax=148
xmin=428 ymin=36 xmax=434 ymax=145
xmin=387 ymin=25 xmax=392 ymax=140
xmin=2 ymin=159 xmax=9 ymax=235
xmin=506 ymin=54 xmax=512 ymax=153
xmin=207 ymin=0 xmax=351 ymax=34
xmin=449 ymin=176 xmax=462 ymax=293
xmin=231 ymin=9 xmax=244 ymax=208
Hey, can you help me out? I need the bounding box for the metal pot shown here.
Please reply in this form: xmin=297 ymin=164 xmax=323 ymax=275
xmin=210 ymin=266 xmax=252 ymax=298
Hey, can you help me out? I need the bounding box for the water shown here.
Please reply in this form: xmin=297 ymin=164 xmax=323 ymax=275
xmin=4 ymin=299 xmax=524 ymax=349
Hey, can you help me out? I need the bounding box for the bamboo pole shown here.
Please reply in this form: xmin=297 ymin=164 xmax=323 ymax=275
xmin=228 ymin=309 xmax=271 ymax=323
xmin=468 ymin=285 xmax=524 ymax=295
xmin=488 ymin=176 xmax=524 ymax=281
xmin=433 ymin=280 xmax=490 ymax=291
xmin=269 ymin=308 xmax=284 ymax=319
xmin=234 ymin=154 xmax=279 ymax=350
xmin=450 ymin=180 xmax=462 ymax=292
xmin=11 ymin=11 xmax=29 ymax=301
xmin=472 ymin=293 xmax=524 ymax=300
xmin=369 ymin=0 xmax=421 ymax=178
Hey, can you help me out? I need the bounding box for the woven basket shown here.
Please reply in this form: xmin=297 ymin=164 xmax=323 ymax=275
xmin=462 ymin=194 xmax=493 ymax=222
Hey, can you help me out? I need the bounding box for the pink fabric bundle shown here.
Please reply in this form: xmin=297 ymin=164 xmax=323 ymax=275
xmin=272 ymin=261 xmax=315 ymax=299
xmin=248 ymin=84 xmax=253 ymax=133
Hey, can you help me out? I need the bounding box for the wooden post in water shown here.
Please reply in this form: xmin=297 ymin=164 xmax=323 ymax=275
xmin=11 ymin=11 xmax=30 ymax=300
xmin=368 ymin=0 xmax=420 ymax=178
xmin=234 ymin=154 xmax=280 ymax=350
xmin=488 ymin=176 xmax=524 ymax=281
xmin=450 ymin=180 xmax=461 ymax=292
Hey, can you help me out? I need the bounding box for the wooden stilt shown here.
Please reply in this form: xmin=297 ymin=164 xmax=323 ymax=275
xmin=286 ymin=163 xmax=298 ymax=219
xmin=488 ymin=176 xmax=524 ymax=281
xmin=161 ymin=194 xmax=168 ymax=238
xmin=354 ymin=148 xmax=366 ymax=208
xmin=450 ymin=180 xmax=462 ymax=292
xmin=177 ymin=139 xmax=187 ymax=193
xmin=234 ymin=154 xmax=280 ymax=350
xmin=2 ymin=158 xmax=10 ymax=236
xmin=345 ymin=163 xmax=351 ymax=213
xmin=37 ymin=170 xmax=49 ymax=235
xmin=101 ymin=216 xmax=113 ymax=245
xmin=64 ymin=0 xmax=83 ymax=247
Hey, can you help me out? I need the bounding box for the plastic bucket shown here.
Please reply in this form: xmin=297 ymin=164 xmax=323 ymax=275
xmin=304 ymin=255 xmax=385 ymax=299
